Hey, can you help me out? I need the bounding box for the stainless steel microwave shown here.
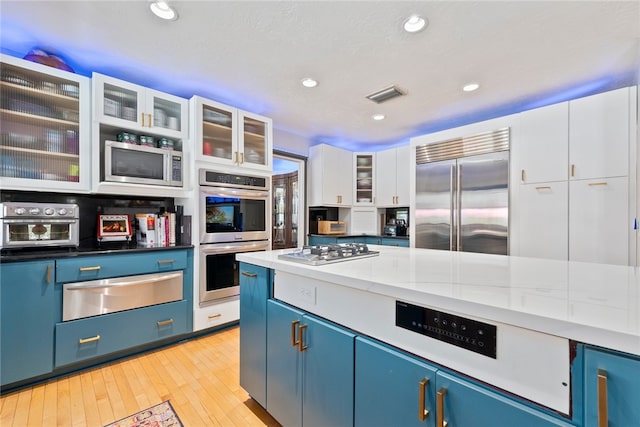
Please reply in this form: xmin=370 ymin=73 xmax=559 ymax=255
xmin=103 ymin=140 xmax=183 ymax=187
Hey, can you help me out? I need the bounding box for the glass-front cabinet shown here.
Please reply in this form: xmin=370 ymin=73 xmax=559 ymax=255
xmin=191 ymin=95 xmax=272 ymax=171
xmin=0 ymin=54 xmax=90 ymax=192
xmin=92 ymin=73 xmax=188 ymax=141
xmin=354 ymin=153 xmax=375 ymax=205
xmin=272 ymin=171 xmax=299 ymax=249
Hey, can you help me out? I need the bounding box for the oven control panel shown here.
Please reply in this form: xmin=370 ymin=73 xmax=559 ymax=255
xmin=396 ymin=301 xmax=497 ymax=358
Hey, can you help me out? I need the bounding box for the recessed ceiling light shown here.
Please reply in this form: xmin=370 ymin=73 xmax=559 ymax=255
xmin=150 ymin=1 xmax=178 ymax=21
xmin=403 ymin=14 xmax=427 ymax=33
xmin=301 ymin=78 xmax=318 ymax=88
xmin=463 ymin=82 xmax=480 ymax=92
xmin=372 ymin=114 xmax=385 ymax=121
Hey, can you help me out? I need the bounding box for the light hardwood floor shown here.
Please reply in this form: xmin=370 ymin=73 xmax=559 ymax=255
xmin=0 ymin=326 xmax=280 ymax=426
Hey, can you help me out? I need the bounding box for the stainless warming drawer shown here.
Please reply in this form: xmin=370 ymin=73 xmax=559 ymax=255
xmin=62 ymin=271 xmax=183 ymax=321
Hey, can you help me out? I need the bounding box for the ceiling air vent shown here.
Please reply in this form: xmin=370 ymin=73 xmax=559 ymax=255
xmin=366 ymin=85 xmax=405 ymax=104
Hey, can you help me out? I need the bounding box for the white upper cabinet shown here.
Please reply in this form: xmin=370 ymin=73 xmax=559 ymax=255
xmin=92 ymin=73 xmax=188 ymax=141
xmin=353 ymin=153 xmax=375 ymax=205
xmin=0 ymin=54 xmax=91 ymax=192
xmin=569 ymin=87 xmax=632 ymax=180
xmin=518 ymin=102 xmax=569 ymax=184
xmin=376 ymin=146 xmax=410 ymax=207
xmin=308 ymin=144 xmax=352 ymax=206
xmin=191 ymin=95 xmax=272 ymax=172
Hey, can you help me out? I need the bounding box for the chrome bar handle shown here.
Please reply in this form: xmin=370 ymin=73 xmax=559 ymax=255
xmin=156 ymin=318 xmax=174 ymax=327
xmin=157 ymin=259 xmax=175 ymax=265
xmin=457 ymin=164 xmax=462 ymax=252
xmin=79 ymin=266 xmax=101 ymax=272
xmin=450 ymin=165 xmax=455 ymax=251
xmin=79 ymin=335 xmax=100 ymax=344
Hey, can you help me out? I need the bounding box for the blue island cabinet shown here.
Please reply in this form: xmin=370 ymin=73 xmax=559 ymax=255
xmin=1 ymin=260 xmax=55 ymax=386
xmin=238 ymin=262 xmax=271 ymax=408
xmin=355 ymin=336 xmax=573 ymax=427
xmin=266 ymin=300 xmax=355 ymax=427
xmin=584 ymin=347 xmax=640 ymax=427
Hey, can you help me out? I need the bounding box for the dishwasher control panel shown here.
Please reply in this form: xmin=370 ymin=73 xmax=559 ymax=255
xmin=396 ymin=301 xmax=497 ymax=358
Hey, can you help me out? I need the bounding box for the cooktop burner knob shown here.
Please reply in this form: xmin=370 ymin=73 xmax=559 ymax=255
xmin=14 ymin=207 xmax=26 ymax=215
xmin=44 ymin=207 xmax=55 ymax=215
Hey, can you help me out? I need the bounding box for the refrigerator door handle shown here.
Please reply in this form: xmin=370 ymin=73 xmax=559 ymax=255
xmin=450 ymin=164 xmax=455 ymax=251
xmin=457 ymin=163 xmax=462 ymax=252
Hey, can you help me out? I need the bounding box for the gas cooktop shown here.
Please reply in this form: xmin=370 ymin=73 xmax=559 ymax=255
xmin=278 ymin=243 xmax=379 ymax=266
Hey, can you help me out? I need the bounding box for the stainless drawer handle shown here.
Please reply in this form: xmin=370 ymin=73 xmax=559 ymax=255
xmin=241 ymin=271 xmax=257 ymax=278
xmin=79 ymin=266 xmax=101 ymax=272
xmin=157 ymin=259 xmax=175 ymax=265
xmin=79 ymin=335 xmax=100 ymax=344
xmin=156 ymin=318 xmax=174 ymax=327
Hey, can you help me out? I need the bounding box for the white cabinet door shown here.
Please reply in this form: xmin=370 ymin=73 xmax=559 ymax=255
xmin=309 ymin=144 xmax=352 ymax=206
xmin=238 ymin=110 xmax=272 ymax=171
xmin=350 ymin=207 xmax=377 ymax=235
xmin=395 ymin=145 xmax=411 ymax=205
xmin=569 ymin=87 xmax=631 ymax=180
xmin=569 ymin=177 xmax=629 ymax=265
xmin=518 ymin=182 xmax=568 ymax=260
xmin=145 ymin=88 xmax=189 ymax=141
xmin=375 ymin=146 xmax=411 ymax=207
xmin=354 ymin=153 xmax=375 ymax=205
xmin=518 ymin=102 xmax=569 ymax=184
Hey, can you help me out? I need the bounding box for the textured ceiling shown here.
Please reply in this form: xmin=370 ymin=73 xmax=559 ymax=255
xmin=1 ymin=1 xmax=639 ymax=152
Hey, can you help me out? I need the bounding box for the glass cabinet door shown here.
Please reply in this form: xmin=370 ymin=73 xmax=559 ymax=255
xmin=272 ymin=171 xmax=298 ymax=249
xmin=147 ymin=89 xmax=188 ymax=139
xmin=1 ymin=57 xmax=88 ymax=188
xmin=240 ymin=111 xmax=272 ymax=170
xmin=200 ymin=102 xmax=236 ymax=163
xmin=355 ymin=153 xmax=374 ymax=205
xmin=93 ymin=73 xmax=143 ymax=128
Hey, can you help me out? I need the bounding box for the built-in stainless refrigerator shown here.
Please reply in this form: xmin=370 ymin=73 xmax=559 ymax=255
xmin=415 ymin=128 xmax=510 ymax=255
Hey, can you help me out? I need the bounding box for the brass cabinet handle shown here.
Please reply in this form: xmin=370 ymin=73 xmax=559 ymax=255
xmin=298 ymin=324 xmax=308 ymax=352
xmin=148 ymin=114 xmax=153 ymax=127
xmin=157 ymin=259 xmax=175 ymax=265
xmin=291 ymin=320 xmax=300 ymax=347
xmin=241 ymin=271 xmax=258 ymax=278
xmin=535 ymin=186 xmax=551 ymax=190
xmin=437 ymin=387 xmax=448 ymax=427
xmin=589 ymin=182 xmax=608 ymax=187
xmin=521 ymin=169 xmax=526 ymax=182
xmin=208 ymin=314 xmax=222 ymax=319
xmin=79 ymin=335 xmax=100 ymax=344
xmin=571 ymin=164 xmax=575 ymax=177
xmin=240 ymin=152 xmax=245 ymax=164
xmin=156 ymin=318 xmax=174 ymax=327
xmin=46 ymin=265 xmax=52 ymax=284
xmin=597 ymin=369 xmax=608 ymax=427
xmin=418 ymin=378 xmax=430 ymax=421
xmin=234 ymin=151 xmax=239 ymax=164
xmin=79 ymin=266 xmax=101 ymax=272
xmin=141 ymin=112 xmax=145 ymax=127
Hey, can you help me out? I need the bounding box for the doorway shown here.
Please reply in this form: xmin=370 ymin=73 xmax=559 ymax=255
xmin=272 ymin=151 xmax=306 ymax=249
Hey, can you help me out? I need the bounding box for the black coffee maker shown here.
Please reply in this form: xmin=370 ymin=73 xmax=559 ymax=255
xmin=395 ymin=219 xmax=407 ymax=236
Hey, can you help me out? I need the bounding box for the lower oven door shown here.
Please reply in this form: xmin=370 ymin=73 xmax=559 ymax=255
xmin=199 ymin=240 xmax=270 ymax=305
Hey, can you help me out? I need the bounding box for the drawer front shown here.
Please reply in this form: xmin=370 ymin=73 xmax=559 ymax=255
xmin=56 ymin=250 xmax=187 ymax=283
xmin=55 ymin=300 xmax=188 ymax=367
xmin=380 ymin=237 xmax=409 ymax=247
xmin=193 ymin=298 xmax=239 ymax=331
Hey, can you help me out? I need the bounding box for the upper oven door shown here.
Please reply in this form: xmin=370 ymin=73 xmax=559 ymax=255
xmin=200 ymin=186 xmax=269 ymax=244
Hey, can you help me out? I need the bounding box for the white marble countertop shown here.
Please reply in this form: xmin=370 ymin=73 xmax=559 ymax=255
xmin=237 ymin=246 xmax=640 ymax=357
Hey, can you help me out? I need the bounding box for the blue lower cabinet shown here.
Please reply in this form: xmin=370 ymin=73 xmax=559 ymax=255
xmin=1 ymin=260 xmax=55 ymax=386
xmin=436 ymin=371 xmax=573 ymax=426
xmin=266 ymin=300 xmax=355 ymax=427
xmin=55 ymin=300 xmax=188 ymax=367
xmin=308 ymin=236 xmax=338 ymax=245
xmin=355 ymin=336 xmax=437 ymax=427
xmin=584 ymin=348 xmax=640 ymax=427
xmin=380 ymin=237 xmax=409 ymax=247
xmin=239 ymin=263 xmax=270 ymax=408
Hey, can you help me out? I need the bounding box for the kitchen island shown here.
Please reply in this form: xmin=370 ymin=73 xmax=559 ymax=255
xmin=237 ymin=245 xmax=640 ymax=427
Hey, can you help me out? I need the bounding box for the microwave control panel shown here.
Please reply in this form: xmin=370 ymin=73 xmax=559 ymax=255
xmin=396 ymin=301 xmax=497 ymax=358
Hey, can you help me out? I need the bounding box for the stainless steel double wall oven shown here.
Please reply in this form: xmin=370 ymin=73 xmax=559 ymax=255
xmin=198 ymin=169 xmax=270 ymax=304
